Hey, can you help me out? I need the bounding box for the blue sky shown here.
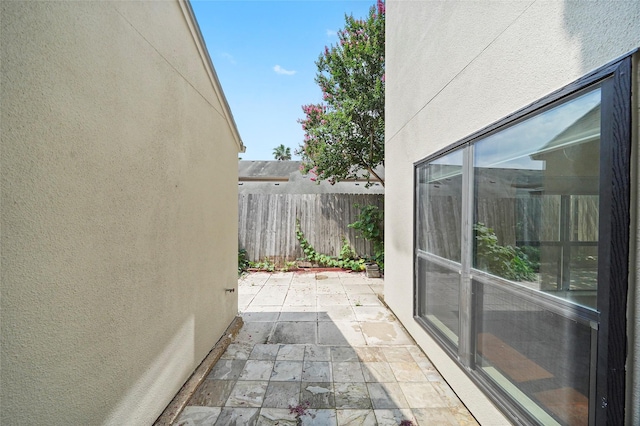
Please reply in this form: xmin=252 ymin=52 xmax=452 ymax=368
xmin=191 ymin=0 xmax=375 ymax=160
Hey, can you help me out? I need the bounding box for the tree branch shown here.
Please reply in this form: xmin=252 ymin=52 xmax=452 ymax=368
xmin=366 ymin=129 xmax=384 ymax=186
xmin=368 ymin=167 xmax=384 ymax=187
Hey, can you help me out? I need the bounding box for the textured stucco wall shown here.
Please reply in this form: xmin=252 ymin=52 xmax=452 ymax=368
xmin=1 ymin=1 xmax=240 ymax=424
xmin=385 ymin=1 xmax=640 ymax=424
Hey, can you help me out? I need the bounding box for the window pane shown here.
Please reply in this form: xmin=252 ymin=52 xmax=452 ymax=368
xmin=476 ymin=282 xmax=591 ymax=426
xmin=416 ymin=149 xmax=463 ymax=347
xmin=416 ymin=150 xmax=463 ymax=261
xmin=416 ymin=257 xmax=459 ymax=345
xmin=473 ymin=88 xmax=601 ymax=309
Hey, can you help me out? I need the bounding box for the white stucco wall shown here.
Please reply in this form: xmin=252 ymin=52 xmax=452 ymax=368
xmin=1 ymin=1 xmax=241 ymax=424
xmin=385 ymin=1 xmax=640 ymax=424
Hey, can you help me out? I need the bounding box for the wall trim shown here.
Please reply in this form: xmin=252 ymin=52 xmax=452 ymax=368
xmin=178 ymin=0 xmax=245 ymax=153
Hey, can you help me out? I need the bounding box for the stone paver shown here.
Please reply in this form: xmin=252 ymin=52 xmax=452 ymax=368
xmin=174 ymin=271 xmax=478 ymax=426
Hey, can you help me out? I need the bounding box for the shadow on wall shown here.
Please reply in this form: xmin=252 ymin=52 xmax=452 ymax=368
xmin=105 ymin=316 xmax=196 ymax=424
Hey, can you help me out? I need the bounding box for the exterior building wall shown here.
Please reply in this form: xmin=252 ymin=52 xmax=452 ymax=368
xmin=1 ymin=1 xmax=241 ymax=424
xmin=385 ymin=1 xmax=640 ymax=424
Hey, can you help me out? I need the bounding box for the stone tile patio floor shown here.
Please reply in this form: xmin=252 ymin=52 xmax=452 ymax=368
xmin=174 ymin=271 xmax=478 ymax=425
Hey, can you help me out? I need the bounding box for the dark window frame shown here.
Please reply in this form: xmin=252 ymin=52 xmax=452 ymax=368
xmin=413 ymin=53 xmax=633 ymax=425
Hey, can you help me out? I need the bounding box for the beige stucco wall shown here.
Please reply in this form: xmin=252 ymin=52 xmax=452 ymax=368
xmin=1 ymin=1 xmax=241 ymax=424
xmin=385 ymin=1 xmax=640 ymax=424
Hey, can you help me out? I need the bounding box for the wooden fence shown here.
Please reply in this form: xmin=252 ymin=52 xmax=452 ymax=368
xmin=238 ymin=193 xmax=384 ymax=263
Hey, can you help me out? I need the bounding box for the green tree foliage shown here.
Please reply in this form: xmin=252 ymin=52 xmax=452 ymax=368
xmin=297 ymin=1 xmax=385 ymax=187
xmin=273 ymin=144 xmax=292 ymax=161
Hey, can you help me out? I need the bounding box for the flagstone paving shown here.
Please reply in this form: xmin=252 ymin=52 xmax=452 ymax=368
xmin=174 ymin=271 xmax=478 ymax=426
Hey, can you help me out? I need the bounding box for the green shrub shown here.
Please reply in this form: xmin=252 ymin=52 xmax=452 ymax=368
xmin=348 ymin=204 xmax=384 ymax=270
xmin=238 ymin=248 xmax=250 ymax=275
xmin=339 ymin=237 xmax=358 ymax=261
xmin=281 ymin=261 xmax=298 ymax=272
xmin=249 ymin=258 xmax=276 ymax=272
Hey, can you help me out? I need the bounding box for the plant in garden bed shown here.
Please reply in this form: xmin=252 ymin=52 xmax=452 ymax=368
xmin=249 ymin=258 xmax=276 ymax=272
xmin=349 ymin=203 xmax=384 ymax=270
xmin=238 ymin=248 xmax=250 ymax=275
xmin=295 ymin=219 xmax=365 ymax=271
xmin=281 ymin=260 xmax=298 ymax=272
xmin=339 ymin=236 xmax=358 ymax=261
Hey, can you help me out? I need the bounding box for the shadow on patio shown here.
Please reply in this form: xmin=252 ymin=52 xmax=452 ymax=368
xmin=173 ymin=271 xmax=477 ymax=425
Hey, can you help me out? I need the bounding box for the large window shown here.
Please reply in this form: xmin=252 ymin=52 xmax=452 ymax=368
xmin=414 ymin=57 xmax=631 ymax=425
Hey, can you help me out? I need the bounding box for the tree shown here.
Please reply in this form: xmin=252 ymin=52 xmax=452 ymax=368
xmin=273 ymin=144 xmax=292 ymax=161
xmin=297 ymin=0 xmax=385 ymax=186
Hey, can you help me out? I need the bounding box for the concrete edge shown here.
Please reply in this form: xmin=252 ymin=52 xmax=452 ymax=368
xmin=153 ymin=316 xmax=244 ymax=426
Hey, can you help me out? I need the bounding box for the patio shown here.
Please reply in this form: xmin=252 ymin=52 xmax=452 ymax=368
xmin=173 ymin=271 xmax=478 ymax=425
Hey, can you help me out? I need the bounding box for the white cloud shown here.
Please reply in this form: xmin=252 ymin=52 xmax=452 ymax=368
xmin=220 ymin=52 xmax=236 ymax=65
xmin=273 ymin=65 xmax=296 ymax=76
xmin=326 ymin=29 xmax=337 ymax=37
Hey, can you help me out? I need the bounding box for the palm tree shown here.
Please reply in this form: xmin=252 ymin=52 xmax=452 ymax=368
xmin=272 ymin=144 xmax=292 ymax=161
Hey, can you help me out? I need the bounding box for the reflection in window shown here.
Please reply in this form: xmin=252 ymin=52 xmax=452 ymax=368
xmin=416 ymin=150 xmax=462 ymax=346
xmin=473 ymin=88 xmax=601 ymax=309
xmin=416 ymin=150 xmax=463 ymax=261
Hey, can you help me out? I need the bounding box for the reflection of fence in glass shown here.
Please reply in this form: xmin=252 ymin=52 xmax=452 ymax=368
xmin=416 ymin=160 xmax=462 ymax=262
xmin=473 ymin=191 xmax=600 ymax=297
xmin=420 ymin=169 xmax=598 ymax=267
